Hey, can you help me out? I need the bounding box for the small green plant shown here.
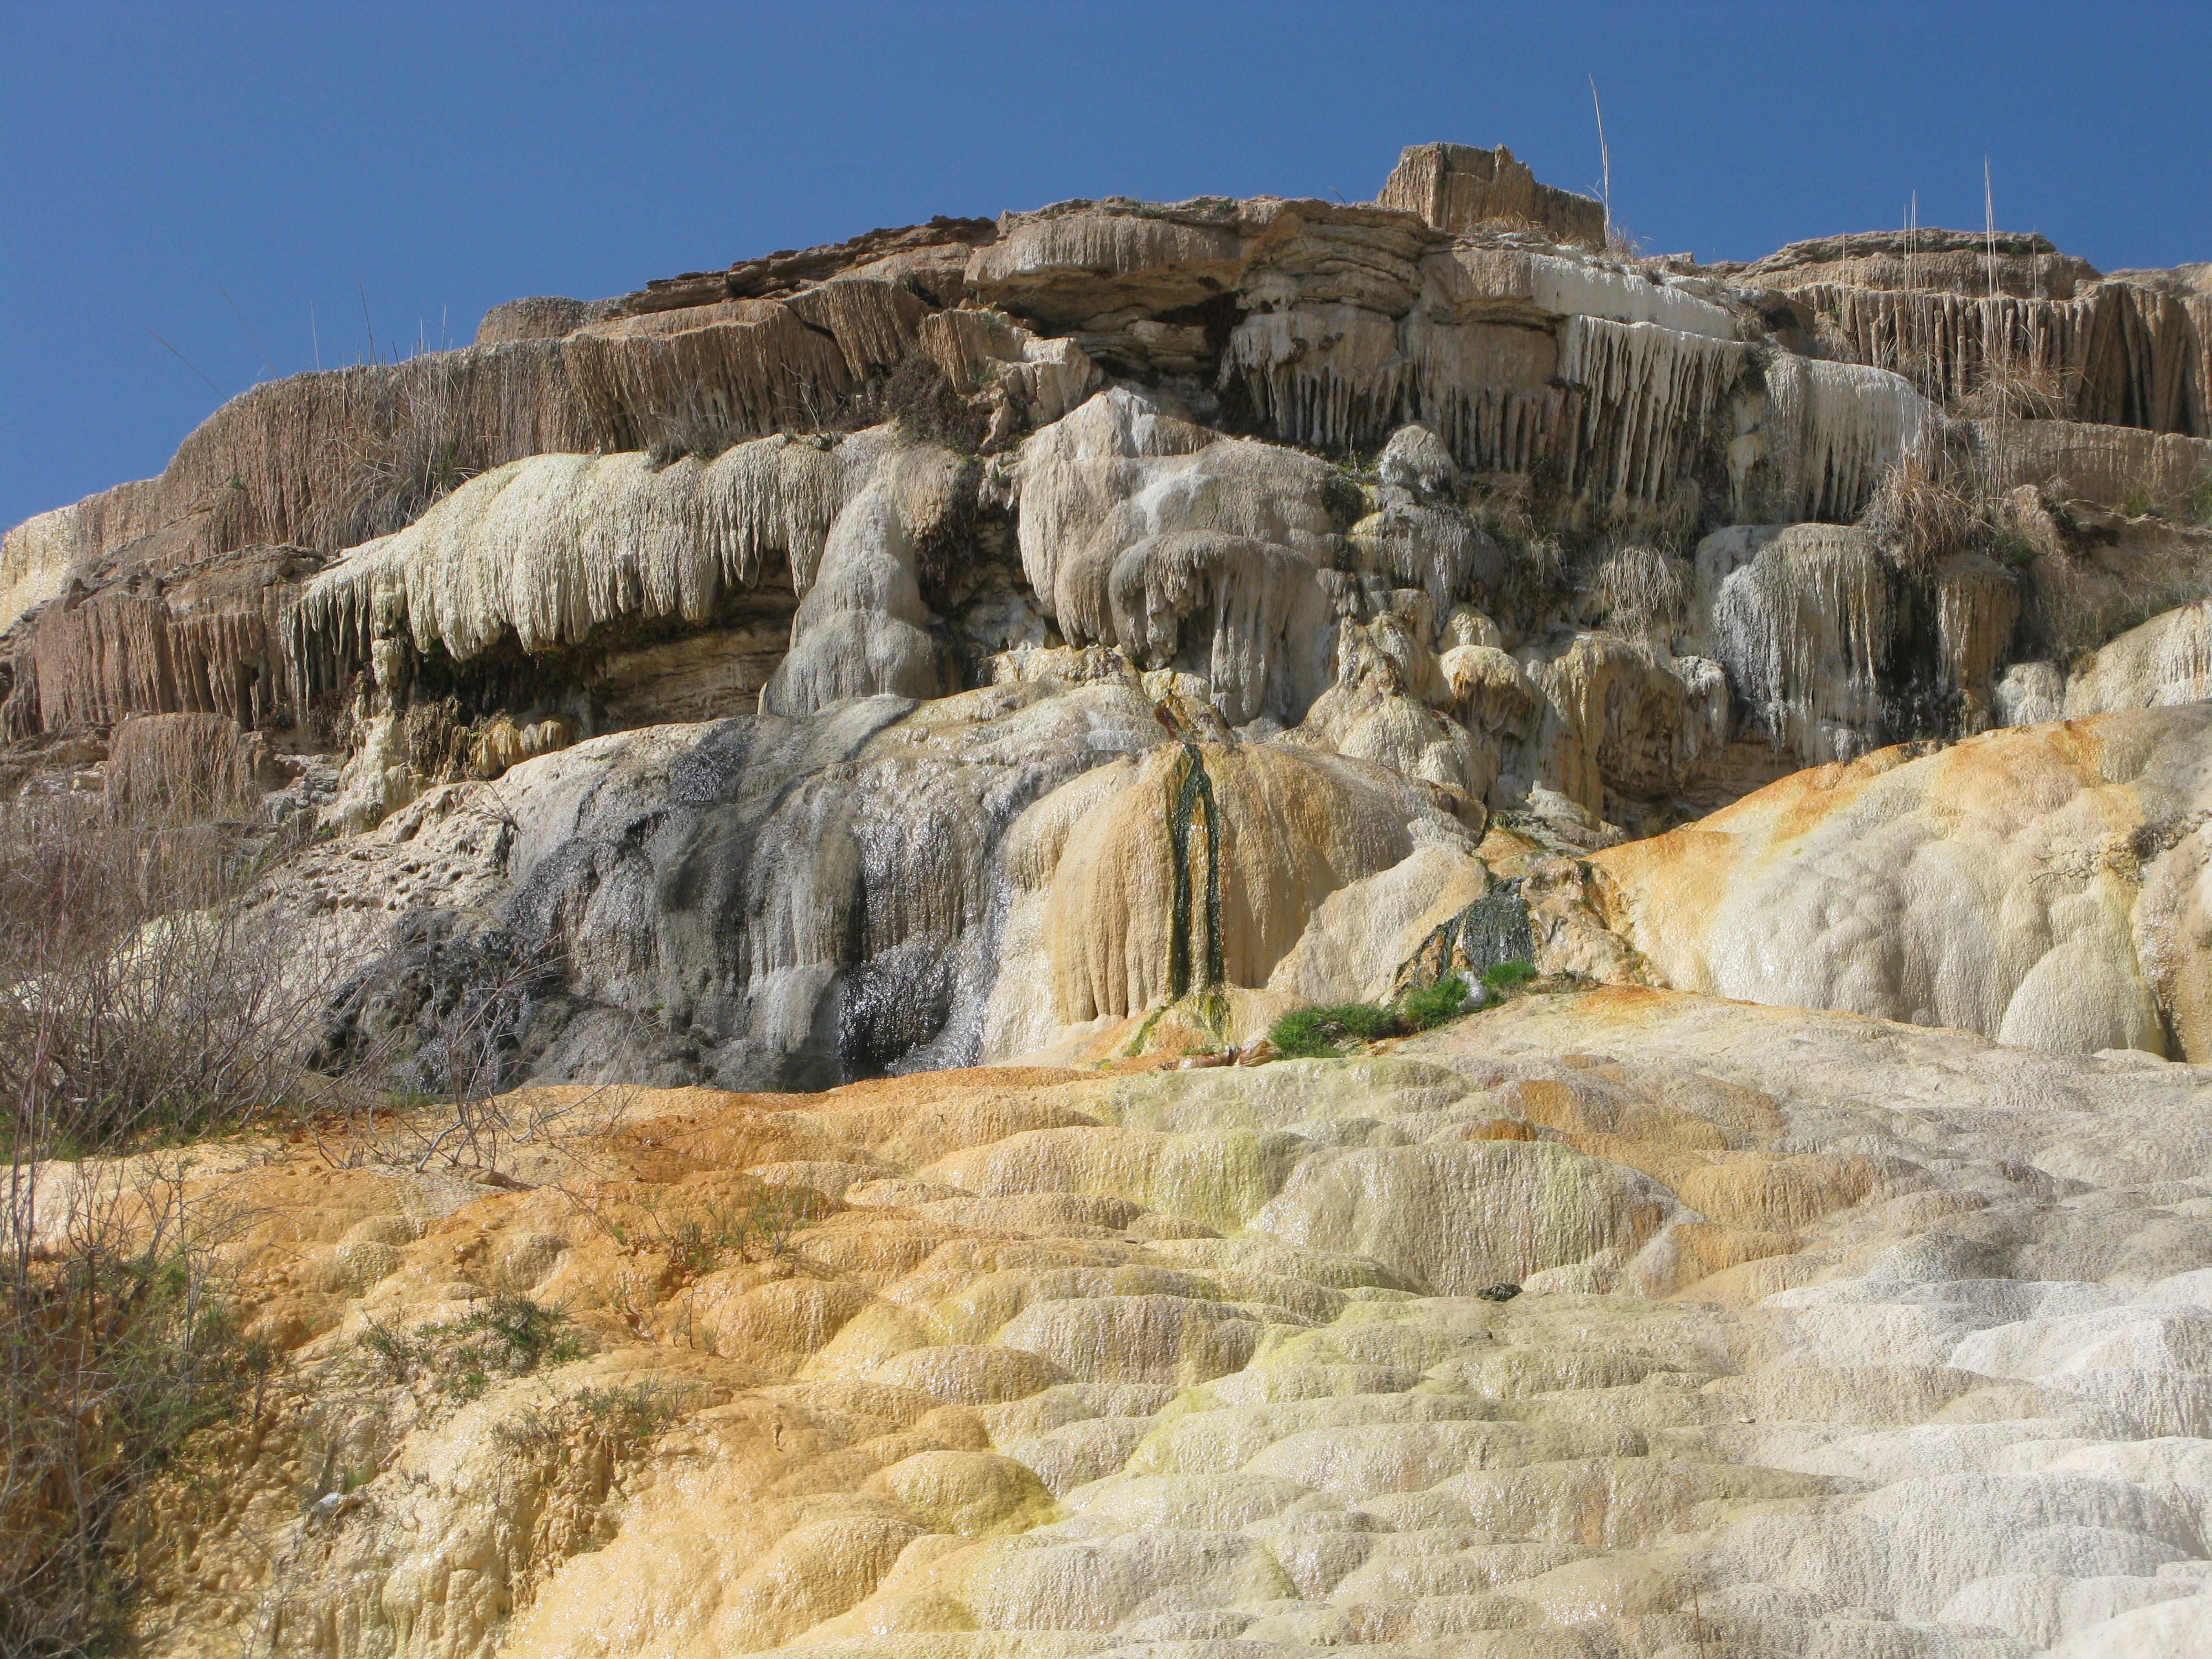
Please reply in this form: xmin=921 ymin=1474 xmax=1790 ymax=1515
xmin=1991 ymin=528 xmax=2039 ymax=570
xmin=359 ymin=1292 xmax=582 ymax=1402
xmin=2189 ymin=471 xmax=2212 ymax=528
xmin=1481 ymin=958 xmax=1540 ymax=993
xmin=1268 ymin=1001 xmax=1397 ymax=1059
xmin=2121 ymin=482 xmax=2158 ymax=518
xmin=593 ymin=1183 xmax=828 ymax=1279
xmin=491 ymin=1377 xmax=690 ymax=1464
xmin=572 ymin=1378 xmax=685 ymax=1438
xmin=1395 ymin=975 xmax=1472 ymax=1033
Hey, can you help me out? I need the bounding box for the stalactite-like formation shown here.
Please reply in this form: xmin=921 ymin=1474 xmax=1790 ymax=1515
xmin=1552 ymin=317 xmax=1749 ymax=519
xmin=1796 ymin=281 xmax=2206 ymax=435
xmin=6 ymin=553 xmax=310 ymax=737
xmin=1707 ymin=524 xmax=1895 ymax=764
xmin=758 ymin=440 xmax=964 ymax=717
xmin=1751 ymin=353 xmax=1937 ymax=524
xmin=1933 ymin=552 xmax=2022 ymax=723
xmin=15 ymin=150 xmax=2212 ymax=1119
xmin=295 ymin=433 xmax=890 ymax=703
xmin=1225 ymin=304 xmax=1411 ymax=457
xmin=12 ymin=278 xmax=936 ymax=604
xmin=1016 ymin=390 xmax=1342 ymax=726
xmin=15 ymin=588 xmax=176 ymax=732
xmin=1378 ymin=141 xmax=1608 ymax=246
xmin=1971 ymin=418 xmax=2212 ymax=505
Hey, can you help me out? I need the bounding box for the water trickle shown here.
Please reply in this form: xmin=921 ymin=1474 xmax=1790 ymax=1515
xmin=1392 ymin=877 xmax=1535 ymax=994
xmin=1166 ymin=742 xmax=1225 ymax=1000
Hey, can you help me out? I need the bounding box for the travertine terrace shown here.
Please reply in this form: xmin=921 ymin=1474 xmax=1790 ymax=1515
xmin=8 ymin=141 xmax=2212 ymax=1657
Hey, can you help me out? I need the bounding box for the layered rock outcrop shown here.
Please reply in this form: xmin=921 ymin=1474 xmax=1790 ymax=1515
xmin=9 ymin=138 xmax=2212 ymax=1086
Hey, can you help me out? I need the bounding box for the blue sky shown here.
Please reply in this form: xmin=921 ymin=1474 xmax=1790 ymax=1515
xmin=4 ymin=0 xmax=2208 ymax=535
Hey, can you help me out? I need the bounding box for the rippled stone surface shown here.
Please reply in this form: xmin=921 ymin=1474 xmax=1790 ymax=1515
xmin=105 ymin=988 xmax=2212 ymax=1658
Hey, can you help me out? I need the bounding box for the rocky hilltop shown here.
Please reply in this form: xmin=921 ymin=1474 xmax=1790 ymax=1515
xmin=7 ymin=143 xmax=2212 ymax=1658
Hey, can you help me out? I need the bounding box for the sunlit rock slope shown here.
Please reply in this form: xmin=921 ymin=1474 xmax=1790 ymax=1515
xmin=14 ymin=140 xmax=2212 ymax=1083
xmin=109 ymin=989 xmax=2212 ymax=1659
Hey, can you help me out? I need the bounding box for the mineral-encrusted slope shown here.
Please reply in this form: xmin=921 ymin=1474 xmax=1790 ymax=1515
xmin=111 ymin=990 xmax=2212 ymax=1659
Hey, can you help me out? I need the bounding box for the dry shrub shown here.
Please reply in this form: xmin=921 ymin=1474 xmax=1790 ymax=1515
xmin=1469 ymin=212 xmax=1561 ymax=241
xmin=0 ymin=805 xmax=330 ymax=1154
xmin=298 ymin=364 xmax=492 ymax=551
xmin=0 ymin=802 xmax=324 ymax=1655
xmin=104 ymin=713 xmax=262 ymax=825
xmin=884 ymin=353 xmax=989 ymax=453
xmin=1587 ymin=543 xmax=1690 ymax=638
xmin=0 ymin=1159 xmax=259 ymax=1657
xmin=1958 ymin=353 xmax=2072 ymax=421
xmin=1861 ymin=448 xmax=1985 ymax=572
xmin=303 ymin=906 xmax=656 ymax=1181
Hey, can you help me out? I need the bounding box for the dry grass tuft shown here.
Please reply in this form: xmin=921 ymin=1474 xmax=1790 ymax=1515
xmin=1957 ymin=353 xmax=2072 ymax=422
xmin=1587 ymin=543 xmax=1691 ymax=638
xmin=1860 ymin=448 xmax=1986 ymax=573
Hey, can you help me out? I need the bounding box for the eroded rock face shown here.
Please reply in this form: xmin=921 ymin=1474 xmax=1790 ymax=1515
xmin=110 ymin=990 xmax=2212 ymax=1658
xmin=11 ymin=140 xmax=2212 ymax=1098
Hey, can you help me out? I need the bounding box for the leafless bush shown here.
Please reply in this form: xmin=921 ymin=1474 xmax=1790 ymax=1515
xmin=555 ymin=1176 xmax=831 ymax=1348
xmin=0 ymin=804 xmax=334 ymax=1155
xmin=305 ymin=917 xmax=644 ymax=1179
xmin=0 ymin=803 xmax=317 ymax=1656
xmin=0 ymin=1154 xmax=260 ymax=1658
xmin=1467 ymin=212 xmax=1564 ymax=242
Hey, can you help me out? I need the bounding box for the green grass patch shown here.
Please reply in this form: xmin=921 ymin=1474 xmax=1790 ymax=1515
xmin=1268 ymin=1002 xmax=1399 ymax=1058
xmin=1480 ymin=958 xmax=1540 ymax=993
xmin=1395 ymin=975 xmax=1472 ymax=1033
xmin=1268 ymin=968 xmax=1531 ymax=1060
xmin=360 ymin=1292 xmax=583 ymax=1402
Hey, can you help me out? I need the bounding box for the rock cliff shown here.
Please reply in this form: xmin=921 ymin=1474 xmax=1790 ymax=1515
xmin=13 ymin=144 xmax=2212 ymax=1085
xmin=9 ymin=142 xmax=2212 ymax=1656
xmin=12 ymin=142 xmax=2212 ymax=1082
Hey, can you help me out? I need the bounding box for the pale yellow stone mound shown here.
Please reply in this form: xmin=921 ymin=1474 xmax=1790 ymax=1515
xmin=1593 ymin=705 xmax=2212 ymax=1059
xmin=98 ymin=987 xmax=2212 ymax=1658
